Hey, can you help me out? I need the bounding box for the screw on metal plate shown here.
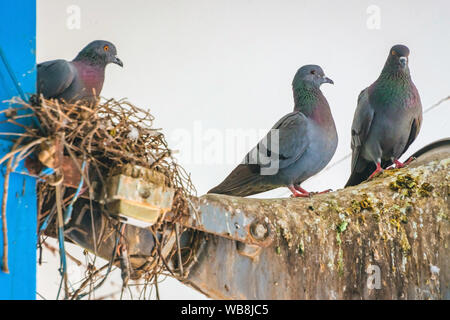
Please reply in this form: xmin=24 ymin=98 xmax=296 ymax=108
xmin=102 ymin=165 xmax=175 ymax=228
xmin=139 ymin=187 xmax=151 ymax=199
xmin=250 ymin=220 xmax=270 ymax=241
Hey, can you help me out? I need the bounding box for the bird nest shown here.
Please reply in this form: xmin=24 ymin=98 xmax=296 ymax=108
xmin=1 ymin=96 xmax=196 ymax=299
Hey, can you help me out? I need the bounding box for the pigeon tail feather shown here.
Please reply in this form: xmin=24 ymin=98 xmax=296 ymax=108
xmin=207 ymin=164 xmax=270 ymax=197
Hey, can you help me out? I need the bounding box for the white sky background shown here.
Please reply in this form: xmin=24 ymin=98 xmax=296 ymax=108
xmin=36 ymin=0 xmax=450 ymax=299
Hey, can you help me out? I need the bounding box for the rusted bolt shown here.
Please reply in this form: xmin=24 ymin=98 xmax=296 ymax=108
xmin=139 ymin=187 xmax=151 ymax=199
xmin=250 ymin=221 xmax=269 ymax=241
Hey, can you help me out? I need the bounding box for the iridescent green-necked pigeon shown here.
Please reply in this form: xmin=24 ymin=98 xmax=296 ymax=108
xmin=208 ymin=65 xmax=338 ymax=197
xmin=345 ymin=45 xmax=422 ymax=187
xmin=37 ymin=40 xmax=123 ymax=104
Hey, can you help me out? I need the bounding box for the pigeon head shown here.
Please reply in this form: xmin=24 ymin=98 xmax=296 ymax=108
xmin=385 ymin=44 xmax=410 ymax=71
xmin=292 ymin=65 xmax=334 ymax=89
xmin=74 ymin=40 xmax=123 ymax=67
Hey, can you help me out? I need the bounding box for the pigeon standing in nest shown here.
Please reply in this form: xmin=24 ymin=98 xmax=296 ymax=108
xmin=37 ymin=40 xmax=123 ymax=105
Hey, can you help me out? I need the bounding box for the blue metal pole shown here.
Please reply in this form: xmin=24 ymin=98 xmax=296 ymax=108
xmin=0 ymin=0 xmax=37 ymax=300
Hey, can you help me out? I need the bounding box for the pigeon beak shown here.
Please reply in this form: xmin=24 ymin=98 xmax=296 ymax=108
xmin=113 ymin=56 xmax=123 ymax=67
xmin=322 ymin=76 xmax=334 ymax=85
xmin=399 ymin=56 xmax=407 ymax=69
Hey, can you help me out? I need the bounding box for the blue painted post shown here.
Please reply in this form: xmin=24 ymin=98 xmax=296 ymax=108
xmin=0 ymin=0 xmax=37 ymax=299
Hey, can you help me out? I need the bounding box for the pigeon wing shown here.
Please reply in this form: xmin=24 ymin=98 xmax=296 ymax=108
xmin=37 ymin=59 xmax=76 ymax=99
xmin=255 ymin=111 xmax=310 ymax=170
xmin=345 ymin=88 xmax=376 ymax=187
xmin=208 ymin=111 xmax=309 ymax=196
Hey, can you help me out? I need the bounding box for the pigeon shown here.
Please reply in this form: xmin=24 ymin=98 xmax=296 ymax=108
xmin=345 ymin=44 xmax=422 ymax=187
xmin=208 ymin=65 xmax=337 ymax=197
xmin=37 ymin=40 xmax=123 ymax=104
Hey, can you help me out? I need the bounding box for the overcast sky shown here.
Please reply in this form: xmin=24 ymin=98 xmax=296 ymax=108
xmin=36 ymin=0 xmax=449 ymax=299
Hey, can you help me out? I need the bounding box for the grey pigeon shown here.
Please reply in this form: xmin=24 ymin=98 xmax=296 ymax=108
xmin=37 ymin=40 xmax=123 ymax=104
xmin=208 ymin=65 xmax=337 ymax=197
xmin=345 ymin=44 xmax=422 ymax=187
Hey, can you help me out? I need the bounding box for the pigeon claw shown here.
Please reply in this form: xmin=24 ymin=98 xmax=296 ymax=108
xmin=290 ymin=192 xmax=311 ymax=198
xmin=368 ymin=162 xmax=383 ymax=180
xmin=289 ymin=185 xmax=311 ymax=198
xmin=394 ymin=156 xmax=416 ymax=168
xmin=289 ymin=185 xmax=332 ymax=198
xmin=394 ymin=159 xmax=406 ymax=168
xmin=293 ymin=185 xmax=309 ymax=194
xmin=307 ymin=189 xmax=333 ymax=197
xmin=316 ymin=189 xmax=333 ymax=194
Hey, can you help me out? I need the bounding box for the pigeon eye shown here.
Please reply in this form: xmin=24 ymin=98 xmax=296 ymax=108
xmin=310 ymin=70 xmax=316 ymax=75
xmin=103 ymin=45 xmax=109 ymax=52
xmin=391 ymin=50 xmax=396 ymax=55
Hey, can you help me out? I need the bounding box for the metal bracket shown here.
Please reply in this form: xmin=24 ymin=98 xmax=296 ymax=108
xmin=165 ymin=196 xmax=274 ymax=247
xmin=101 ymin=165 xmax=175 ymax=228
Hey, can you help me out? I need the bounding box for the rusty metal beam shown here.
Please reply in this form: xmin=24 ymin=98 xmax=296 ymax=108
xmin=32 ymin=138 xmax=273 ymax=246
xmin=45 ymin=139 xmax=450 ymax=300
xmin=180 ymin=142 xmax=450 ymax=299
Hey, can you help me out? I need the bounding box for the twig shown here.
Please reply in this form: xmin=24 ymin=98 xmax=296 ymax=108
xmin=1 ymin=137 xmax=24 ymax=273
xmin=0 ymin=137 xmax=46 ymax=166
xmin=70 ymin=260 xmax=117 ymax=300
xmin=175 ymin=223 xmax=184 ymax=278
xmin=72 ymin=224 xmax=122 ymax=300
xmin=55 ymin=182 xmax=69 ymax=299
xmin=42 ymin=241 xmax=83 ymax=266
xmin=1 ymin=155 xmax=13 ymax=273
xmin=154 ymin=274 xmax=160 ymax=300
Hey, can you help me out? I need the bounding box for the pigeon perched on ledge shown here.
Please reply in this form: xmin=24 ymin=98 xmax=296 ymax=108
xmin=345 ymin=44 xmax=422 ymax=187
xmin=208 ymin=65 xmax=338 ymax=197
xmin=37 ymin=40 xmax=123 ymax=104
